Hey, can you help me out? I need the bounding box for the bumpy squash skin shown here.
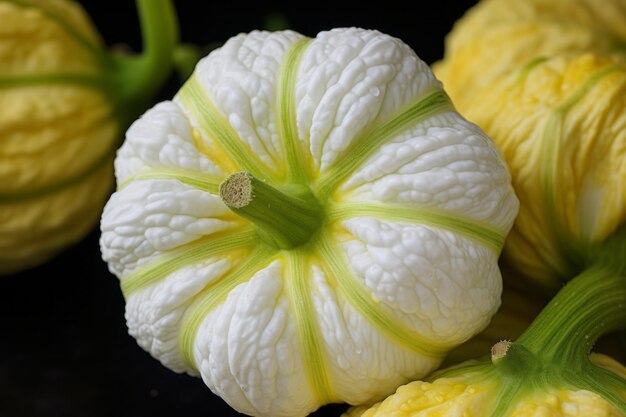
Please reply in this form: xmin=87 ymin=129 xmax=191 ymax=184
xmin=1 ymin=0 xmax=177 ymax=274
xmin=442 ymin=266 xmax=544 ymax=366
xmin=433 ymin=0 xmax=626 ymax=114
xmin=0 ymin=0 xmax=118 ymax=274
xmin=459 ymin=55 xmax=626 ymax=288
xmin=100 ymin=28 xmax=519 ymax=417
xmin=403 ymin=4 xmax=626 ymax=416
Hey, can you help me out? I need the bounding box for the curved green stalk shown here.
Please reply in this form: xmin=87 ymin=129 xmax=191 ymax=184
xmin=486 ymin=253 xmax=626 ymax=415
xmin=107 ymin=0 xmax=179 ymax=127
xmin=0 ymin=0 xmax=181 ymax=137
xmin=0 ymin=0 xmax=182 ymax=203
xmin=516 ymin=266 xmax=626 ymax=365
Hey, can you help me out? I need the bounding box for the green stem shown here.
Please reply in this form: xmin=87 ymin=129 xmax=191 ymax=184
xmin=515 ymin=265 xmax=626 ymax=367
xmin=514 ymin=225 xmax=626 ymax=365
xmin=108 ymin=0 xmax=179 ymax=126
xmin=219 ymin=172 xmax=324 ymax=249
xmin=484 ymin=262 xmax=626 ymax=416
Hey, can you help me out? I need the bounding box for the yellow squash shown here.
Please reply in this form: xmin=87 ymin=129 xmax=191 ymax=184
xmin=434 ymin=0 xmax=626 ymax=290
xmin=434 ymin=0 xmax=626 ymax=113
xmin=0 ymin=0 xmax=178 ymax=274
xmin=344 ymin=353 xmax=626 ymax=417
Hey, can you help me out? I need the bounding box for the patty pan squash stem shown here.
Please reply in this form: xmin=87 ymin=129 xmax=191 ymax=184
xmin=493 ymin=226 xmax=626 ymax=413
xmin=516 ymin=270 xmax=626 ymax=367
xmin=219 ymin=172 xmax=324 ymax=249
xmin=487 ymin=263 xmax=626 ymax=415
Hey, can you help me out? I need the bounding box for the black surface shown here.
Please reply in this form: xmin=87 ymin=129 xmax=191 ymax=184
xmin=0 ymin=1 xmax=479 ymax=416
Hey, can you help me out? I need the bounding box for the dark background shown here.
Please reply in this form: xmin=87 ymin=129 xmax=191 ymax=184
xmin=0 ymin=1 xmax=479 ymax=416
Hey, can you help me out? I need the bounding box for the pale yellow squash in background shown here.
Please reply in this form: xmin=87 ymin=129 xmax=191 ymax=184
xmin=434 ymin=0 xmax=626 ymax=290
xmin=0 ymin=0 xmax=178 ymax=274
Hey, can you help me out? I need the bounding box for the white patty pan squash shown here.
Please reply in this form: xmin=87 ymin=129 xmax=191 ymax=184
xmin=99 ymin=28 xmax=519 ymax=417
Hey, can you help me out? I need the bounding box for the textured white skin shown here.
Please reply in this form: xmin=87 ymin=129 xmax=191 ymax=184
xmin=341 ymin=218 xmax=501 ymax=341
xmin=126 ymin=257 xmax=234 ymax=374
xmin=195 ymin=262 xmax=317 ymax=416
xmin=308 ymin=262 xmax=438 ymax=404
xmin=100 ymin=28 xmax=519 ymax=417
xmin=194 ymin=30 xmax=306 ymax=167
xmin=100 ymin=180 xmax=236 ymax=277
xmin=342 ymin=111 xmax=513 ymax=230
xmin=296 ymin=28 xmax=439 ymax=170
xmin=114 ymin=100 xmax=223 ymax=183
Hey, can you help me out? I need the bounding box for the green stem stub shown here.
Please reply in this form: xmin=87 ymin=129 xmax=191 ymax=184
xmin=220 ymin=172 xmax=255 ymax=209
xmin=219 ymin=172 xmax=323 ymax=249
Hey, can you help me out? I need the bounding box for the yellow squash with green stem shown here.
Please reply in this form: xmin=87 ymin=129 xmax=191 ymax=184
xmin=0 ymin=0 xmax=179 ymax=274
